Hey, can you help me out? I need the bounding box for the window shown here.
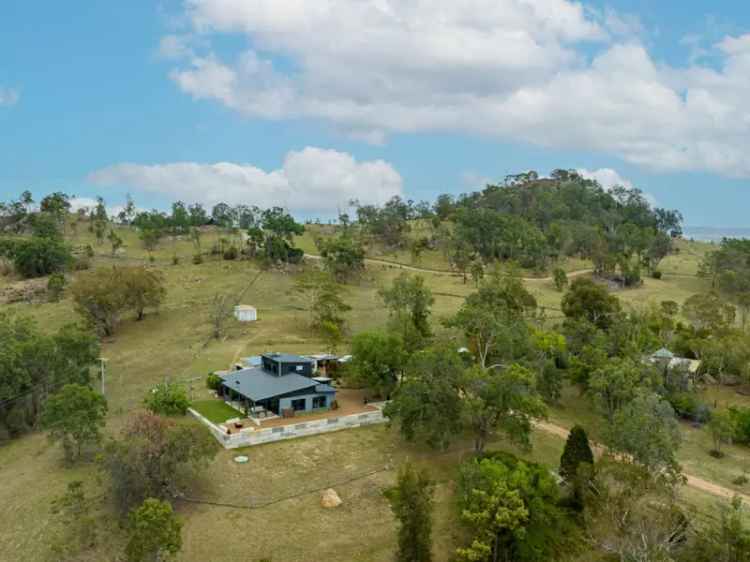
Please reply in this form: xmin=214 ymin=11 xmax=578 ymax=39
xmin=312 ymin=396 xmax=327 ymax=409
xmin=291 ymin=398 xmax=306 ymax=411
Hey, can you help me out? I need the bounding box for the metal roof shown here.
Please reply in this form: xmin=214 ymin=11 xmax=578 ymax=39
xmin=219 ymin=368 xmax=332 ymax=402
xmin=652 ymin=347 xmax=675 ymax=359
xmin=262 ymin=352 xmax=314 ymax=364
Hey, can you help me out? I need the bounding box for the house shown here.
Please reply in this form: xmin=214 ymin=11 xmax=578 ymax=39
xmin=648 ymin=347 xmax=701 ymax=390
xmin=218 ymin=352 xmax=335 ymax=417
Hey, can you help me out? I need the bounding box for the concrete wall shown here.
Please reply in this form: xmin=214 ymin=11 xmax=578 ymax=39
xmin=190 ymin=407 xmax=387 ymax=449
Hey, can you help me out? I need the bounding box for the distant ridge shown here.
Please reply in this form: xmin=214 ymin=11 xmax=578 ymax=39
xmin=683 ymin=226 xmax=750 ymax=242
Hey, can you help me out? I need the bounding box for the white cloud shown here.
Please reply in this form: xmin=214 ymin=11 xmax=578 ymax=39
xmin=0 ymin=87 xmax=19 ymax=107
xmin=163 ymin=0 xmax=750 ymax=178
xmin=87 ymin=147 xmax=403 ymax=214
xmin=461 ymin=171 xmax=495 ymax=190
xmin=69 ymin=197 xmax=128 ymax=219
xmin=577 ymin=167 xmax=657 ymax=206
xmin=577 ymin=168 xmax=634 ymax=190
xmin=158 ymin=35 xmax=194 ymax=59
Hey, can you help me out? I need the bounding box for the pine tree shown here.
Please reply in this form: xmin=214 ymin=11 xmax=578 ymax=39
xmin=387 ymin=463 xmax=434 ymax=562
xmin=560 ymin=425 xmax=594 ymax=482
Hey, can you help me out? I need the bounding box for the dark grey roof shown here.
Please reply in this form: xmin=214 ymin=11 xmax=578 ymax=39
xmin=315 ymin=384 xmax=336 ymax=394
xmin=220 ymin=367 xmax=323 ymax=401
xmin=262 ymin=352 xmax=314 ymax=364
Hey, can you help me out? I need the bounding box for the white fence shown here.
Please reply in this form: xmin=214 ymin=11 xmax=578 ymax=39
xmin=189 ymin=407 xmax=387 ymax=449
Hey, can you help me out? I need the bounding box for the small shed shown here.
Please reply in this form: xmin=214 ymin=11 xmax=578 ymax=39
xmin=234 ymin=305 xmax=257 ymax=322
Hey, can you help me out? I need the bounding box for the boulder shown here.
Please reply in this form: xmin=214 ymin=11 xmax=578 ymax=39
xmin=320 ymin=488 xmax=342 ymax=508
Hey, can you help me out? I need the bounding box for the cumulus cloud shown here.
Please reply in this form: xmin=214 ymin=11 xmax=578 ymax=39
xmin=577 ymin=168 xmax=634 ymax=190
xmin=0 ymin=87 xmax=20 ymax=107
xmin=163 ymin=0 xmax=750 ymax=178
xmin=69 ymin=197 xmax=129 ymax=219
xmin=578 ymin=167 xmax=657 ymax=206
xmin=87 ymin=147 xmax=403 ymax=215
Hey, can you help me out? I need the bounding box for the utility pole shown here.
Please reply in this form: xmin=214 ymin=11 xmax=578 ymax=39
xmin=99 ymin=358 xmax=108 ymax=396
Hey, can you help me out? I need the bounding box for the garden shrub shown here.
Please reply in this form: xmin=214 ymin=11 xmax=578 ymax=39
xmin=206 ymin=373 xmax=222 ymax=391
xmin=144 ymin=383 xmax=190 ymax=416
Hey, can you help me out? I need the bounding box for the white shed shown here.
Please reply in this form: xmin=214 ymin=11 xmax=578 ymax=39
xmin=234 ymin=305 xmax=257 ymax=322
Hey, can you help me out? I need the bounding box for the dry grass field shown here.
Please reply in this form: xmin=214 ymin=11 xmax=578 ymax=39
xmin=0 ymin=226 xmax=745 ymax=562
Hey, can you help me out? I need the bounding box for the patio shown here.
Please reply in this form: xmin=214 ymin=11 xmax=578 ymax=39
xmin=221 ymin=388 xmax=379 ymax=434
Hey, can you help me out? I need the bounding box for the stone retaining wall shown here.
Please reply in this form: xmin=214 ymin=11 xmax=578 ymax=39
xmin=189 ymin=407 xmax=387 ymax=449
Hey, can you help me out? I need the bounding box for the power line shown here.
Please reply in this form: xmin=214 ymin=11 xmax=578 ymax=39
xmin=175 ymin=465 xmax=392 ymax=511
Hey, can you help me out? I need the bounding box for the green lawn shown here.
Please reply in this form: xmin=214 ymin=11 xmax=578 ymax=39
xmin=191 ymin=399 xmax=240 ymax=424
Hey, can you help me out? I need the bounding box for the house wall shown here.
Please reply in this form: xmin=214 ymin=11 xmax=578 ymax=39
xmin=261 ymin=356 xmax=314 ymax=377
xmin=278 ymin=392 xmax=334 ymax=413
xmin=235 ymin=309 xmax=256 ymax=322
xmin=279 ymin=361 xmax=313 ymax=377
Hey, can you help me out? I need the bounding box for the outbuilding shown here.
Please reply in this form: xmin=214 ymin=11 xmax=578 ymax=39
xmin=234 ymin=305 xmax=257 ymax=322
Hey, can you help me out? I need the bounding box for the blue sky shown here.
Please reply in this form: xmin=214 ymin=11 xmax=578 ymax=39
xmin=1 ymin=1 xmax=749 ymax=225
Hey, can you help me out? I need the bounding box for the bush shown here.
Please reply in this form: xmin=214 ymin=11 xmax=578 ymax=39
xmin=72 ymin=256 xmax=90 ymax=271
xmin=192 ymin=253 xmax=203 ymax=265
xmin=667 ymin=392 xmax=711 ymax=423
xmin=84 ymin=244 xmax=95 ymax=258
xmin=171 ymin=255 xmax=180 ymax=266
xmin=729 ymin=406 xmax=750 ymax=444
xmin=206 ymin=373 xmax=222 ymax=391
xmin=223 ymin=246 xmax=238 ymax=260
xmin=733 ymin=475 xmax=749 ymax=486
xmin=47 ymin=273 xmax=66 ymax=302
xmin=651 ymin=270 xmax=663 ymax=279
xmin=709 ymin=449 xmax=725 ymax=459
xmin=12 ymin=237 xmax=72 ymax=278
xmin=144 ymin=383 xmax=190 ymax=416
xmin=553 ymin=268 xmax=568 ymax=292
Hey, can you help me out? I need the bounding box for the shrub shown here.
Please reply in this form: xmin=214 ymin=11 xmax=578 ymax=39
xmin=192 ymin=253 xmax=203 ymax=265
xmin=84 ymin=244 xmax=95 ymax=258
xmin=144 ymin=383 xmax=190 ymax=416
xmin=12 ymin=237 xmax=72 ymax=278
xmin=47 ymin=273 xmax=66 ymax=302
xmin=171 ymin=255 xmax=180 ymax=266
xmin=206 ymin=373 xmax=222 ymax=391
xmin=553 ymin=268 xmax=568 ymax=292
xmin=72 ymin=256 xmax=91 ymax=271
xmin=729 ymin=406 xmax=750 ymax=445
xmin=733 ymin=475 xmax=749 ymax=486
xmin=651 ymin=270 xmax=663 ymax=279
xmin=223 ymin=246 xmax=238 ymax=260
xmin=667 ymin=392 xmax=711 ymax=423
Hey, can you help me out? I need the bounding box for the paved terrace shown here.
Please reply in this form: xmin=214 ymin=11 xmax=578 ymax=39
xmin=223 ymin=388 xmax=378 ymax=434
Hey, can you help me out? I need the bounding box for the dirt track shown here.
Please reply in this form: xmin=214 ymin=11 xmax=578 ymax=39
xmin=535 ymin=420 xmax=750 ymax=502
xmin=307 ymin=251 xmax=734 ymax=500
xmin=304 ymin=253 xmax=593 ymax=282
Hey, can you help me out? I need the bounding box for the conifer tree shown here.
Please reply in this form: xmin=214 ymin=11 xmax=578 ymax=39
xmin=387 ymin=463 xmax=434 ymax=562
xmin=560 ymin=425 xmax=594 ymax=481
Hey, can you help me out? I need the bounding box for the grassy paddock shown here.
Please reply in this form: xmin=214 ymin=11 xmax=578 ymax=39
xmin=0 ymin=227 xmax=741 ymax=561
